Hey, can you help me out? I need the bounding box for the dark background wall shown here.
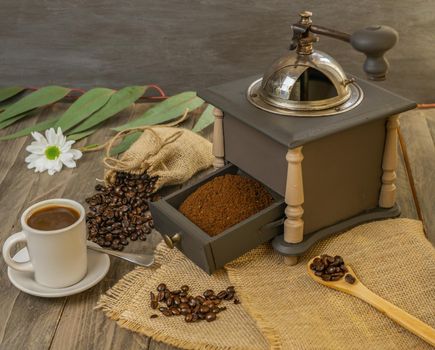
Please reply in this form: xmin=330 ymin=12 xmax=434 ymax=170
xmin=0 ymin=0 xmax=433 ymax=102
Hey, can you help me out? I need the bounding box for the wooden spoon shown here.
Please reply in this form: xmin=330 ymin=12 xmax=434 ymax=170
xmin=307 ymin=257 xmax=435 ymax=347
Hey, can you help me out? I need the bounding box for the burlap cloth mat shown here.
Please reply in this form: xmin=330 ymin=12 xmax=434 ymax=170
xmin=97 ymin=218 xmax=435 ymax=349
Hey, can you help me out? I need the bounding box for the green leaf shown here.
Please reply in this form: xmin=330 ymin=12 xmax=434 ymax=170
xmin=192 ymin=104 xmax=215 ymax=132
xmin=113 ymin=91 xmax=203 ymax=131
xmin=0 ymin=117 xmax=59 ymax=141
xmin=109 ymin=131 xmax=142 ymax=156
xmin=55 ymin=88 xmax=115 ymax=132
xmin=0 ymin=86 xmax=70 ymax=123
xmin=70 ymin=86 xmax=148 ymax=134
xmin=0 ymin=87 xmax=25 ymax=102
xmin=0 ymin=110 xmax=36 ymax=129
xmin=67 ymin=129 xmax=96 ymax=141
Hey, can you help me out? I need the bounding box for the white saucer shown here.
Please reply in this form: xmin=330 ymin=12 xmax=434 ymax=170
xmin=7 ymin=242 xmax=110 ymax=298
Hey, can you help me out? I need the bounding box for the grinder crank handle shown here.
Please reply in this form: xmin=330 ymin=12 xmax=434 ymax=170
xmin=291 ymin=11 xmax=398 ymax=80
xmin=310 ymin=23 xmax=398 ymax=81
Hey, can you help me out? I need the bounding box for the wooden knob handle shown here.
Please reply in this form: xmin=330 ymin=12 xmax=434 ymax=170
xmin=350 ymin=25 xmax=398 ymax=80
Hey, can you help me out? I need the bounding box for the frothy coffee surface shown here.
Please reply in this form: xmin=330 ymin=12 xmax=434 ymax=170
xmin=27 ymin=205 xmax=80 ymax=231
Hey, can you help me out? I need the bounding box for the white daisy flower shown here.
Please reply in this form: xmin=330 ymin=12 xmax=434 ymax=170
xmin=25 ymin=127 xmax=82 ymax=175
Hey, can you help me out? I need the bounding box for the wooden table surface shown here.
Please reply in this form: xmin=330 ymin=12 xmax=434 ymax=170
xmin=0 ymin=104 xmax=434 ymax=350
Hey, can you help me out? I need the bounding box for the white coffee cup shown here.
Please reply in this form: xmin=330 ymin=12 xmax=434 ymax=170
xmin=2 ymin=198 xmax=87 ymax=288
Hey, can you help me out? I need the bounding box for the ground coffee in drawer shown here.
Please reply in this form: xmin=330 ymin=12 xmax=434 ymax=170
xmin=179 ymin=174 xmax=273 ymax=236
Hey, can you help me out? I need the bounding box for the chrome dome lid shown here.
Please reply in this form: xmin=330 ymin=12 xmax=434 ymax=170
xmin=247 ymin=12 xmax=363 ymax=117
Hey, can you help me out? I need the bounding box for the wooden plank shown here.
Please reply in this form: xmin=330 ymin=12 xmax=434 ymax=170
xmin=399 ymin=109 xmax=435 ymax=244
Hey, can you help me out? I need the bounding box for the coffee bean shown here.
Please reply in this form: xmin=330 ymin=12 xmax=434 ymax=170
xmin=150 ymin=291 xmax=157 ymax=302
xmin=217 ymin=290 xmax=227 ymax=299
xmin=226 ymin=286 xmax=235 ymax=293
xmin=321 ymin=274 xmax=332 ymax=281
xmin=199 ymin=305 xmax=210 ymax=313
xmin=345 ymin=274 xmax=356 ymax=284
xmin=203 ymin=300 xmax=214 ymax=307
xmin=151 ymin=300 xmax=158 ymax=309
xmin=326 ymin=266 xmax=336 ymax=274
xmin=185 ymin=314 xmax=193 ymax=322
xmin=179 ymin=302 xmax=189 ymax=309
xmin=181 ymin=285 xmax=189 ymax=292
xmin=202 ymin=289 xmax=214 ymax=298
xmin=157 ymin=283 xmax=166 ymax=292
xmin=234 ymin=298 xmax=241 ymax=304
xmin=170 ymin=307 xmax=181 ymax=316
xmin=205 ymin=312 xmax=216 ymax=322
xmin=171 ymin=289 xmax=181 ymax=295
xmin=314 ymin=264 xmax=325 ymax=272
xmin=166 ymin=297 xmax=173 ymax=307
xmin=180 ymin=307 xmax=191 ymax=315
xmin=224 ymin=292 xmax=234 ymax=301
xmin=195 ymin=296 xmax=205 ymax=304
xmin=158 ymin=291 xmax=165 ymax=302
xmin=162 ymin=310 xmax=172 ymax=317
xmin=158 ymin=306 xmax=168 ymax=312
xmin=150 ymin=314 xmax=158 ymax=319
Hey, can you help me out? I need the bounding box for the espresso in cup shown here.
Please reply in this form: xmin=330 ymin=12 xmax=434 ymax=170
xmin=2 ymin=199 xmax=87 ymax=288
xmin=27 ymin=205 xmax=80 ymax=231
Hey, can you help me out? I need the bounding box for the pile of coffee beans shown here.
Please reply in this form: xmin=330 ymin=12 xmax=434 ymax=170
xmin=85 ymin=171 xmax=158 ymax=251
xmin=310 ymin=254 xmax=355 ymax=283
xmin=149 ymin=283 xmax=240 ymax=322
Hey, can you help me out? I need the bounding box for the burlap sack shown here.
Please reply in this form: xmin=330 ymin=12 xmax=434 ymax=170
xmin=97 ymin=218 xmax=434 ymax=350
xmin=104 ymin=126 xmax=214 ymax=191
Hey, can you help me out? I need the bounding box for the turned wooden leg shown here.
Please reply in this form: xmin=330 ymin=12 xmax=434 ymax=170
xmin=379 ymin=115 xmax=399 ymax=208
xmin=212 ymin=107 xmax=225 ymax=168
xmin=284 ymin=146 xmax=304 ymax=265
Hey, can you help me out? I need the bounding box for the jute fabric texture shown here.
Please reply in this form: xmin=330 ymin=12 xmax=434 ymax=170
xmin=97 ymin=242 xmax=269 ymax=350
xmin=98 ymin=218 xmax=434 ymax=350
xmin=104 ymin=126 xmax=214 ymax=191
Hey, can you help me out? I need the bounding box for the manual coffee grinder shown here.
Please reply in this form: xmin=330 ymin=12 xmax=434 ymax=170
xmin=199 ymin=11 xmax=416 ymax=264
xmin=151 ymin=11 xmax=416 ymax=273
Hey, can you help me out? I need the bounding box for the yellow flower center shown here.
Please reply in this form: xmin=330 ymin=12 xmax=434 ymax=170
xmin=45 ymin=145 xmax=61 ymax=160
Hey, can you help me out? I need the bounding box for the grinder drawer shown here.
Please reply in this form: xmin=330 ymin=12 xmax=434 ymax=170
xmin=150 ymin=164 xmax=285 ymax=274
